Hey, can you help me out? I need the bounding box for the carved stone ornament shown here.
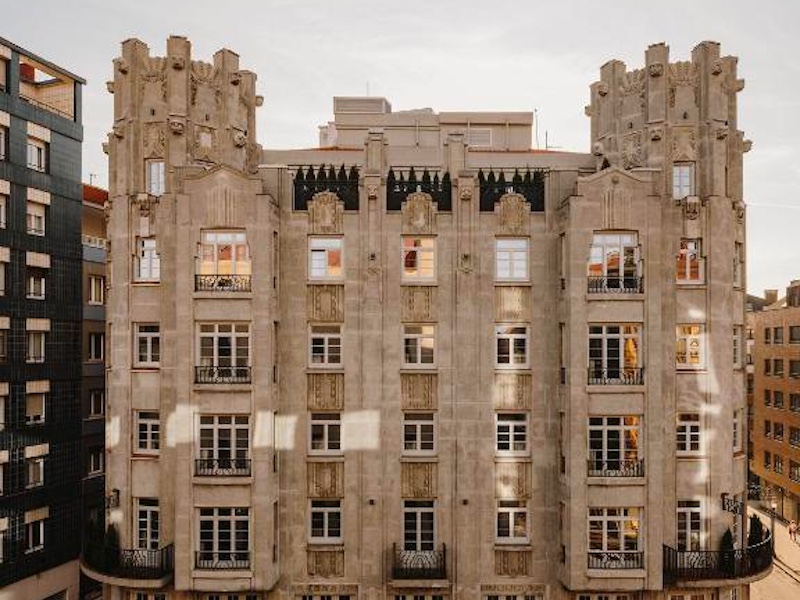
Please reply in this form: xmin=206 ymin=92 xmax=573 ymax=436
xmin=307 ymin=372 xmax=345 ymax=411
xmin=402 ymin=192 xmax=435 ymax=234
xmin=671 ymin=128 xmax=696 ymax=161
xmin=620 ymin=68 xmax=645 ymax=98
xmin=495 ymin=549 xmax=531 ymax=577
xmin=232 ymin=130 xmax=247 ymax=147
xmin=401 ymin=462 xmax=437 ymax=498
xmin=668 ymin=61 xmax=699 ymax=107
xmin=307 ymin=285 xmax=344 ymax=322
xmin=683 ymin=196 xmax=701 ymax=220
xmin=190 ymin=60 xmax=217 ymax=106
xmin=171 ymin=55 xmax=185 ymax=70
xmin=143 ymin=123 xmax=166 ymax=158
xmin=307 ymin=549 xmax=345 ymax=578
xmin=591 ymin=141 xmax=604 ymax=157
xmin=733 ymin=200 xmax=745 ymax=223
xmin=597 ymin=82 xmax=609 ymax=97
xmin=141 ymin=56 xmax=167 ymax=102
xmin=743 ymin=139 xmax=753 ymax=153
xmin=192 ymin=126 xmax=216 ymax=162
xmin=711 ymin=59 xmax=723 ymax=75
xmin=112 ymin=124 xmax=125 ymax=139
xmin=495 ymin=287 xmax=531 ymax=322
xmin=132 ymin=193 xmax=159 ymax=218
xmin=295 ymin=585 xmax=357 ymax=596
xmin=106 ymin=81 xmax=114 ymax=94
xmin=497 ymin=193 xmax=529 ymax=235
xmin=650 ymin=128 xmax=663 ymax=141
xmin=366 ymin=185 xmax=378 ymax=200
xmin=495 ymin=461 xmax=530 ymax=497
xmin=493 ymin=373 xmax=531 ymax=410
xmin=167 ymin=117 xmax=185 ymax=135
xmin=716 ymin=127 xmax=729 ymax=140
xmin=115 ymin=57 xmax=129 ymax=74
xmin=649 ymin=62 xmax=664 ymax=77
xmin=401 ymin=373 xmax=437 ymax=410
xmin=230 ymin=71 xmax=242 ymax=86
xmin=459 ymin=186 xmax=473 ymax=201
xmin=308 ymin=462 xmax=344 ymax=498
xmin=482 ymin=584 xmax=545 ymax=595
xmin=621 ymin=131 xmax=644 ymax=169
xmin=101 ymin=142 xmax=109 ymax=155
xmin=308 ymin=191 xmax=344 ymax=235
xmin=255 ymin=95 xmax=264 ymax=107
xmin=402 ymin=286 xmax=436 ymax=322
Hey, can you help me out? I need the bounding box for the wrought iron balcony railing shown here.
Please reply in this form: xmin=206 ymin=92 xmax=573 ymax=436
xmin=478 ymin=168 xmax=546 ymax=212
xmin=195 ymin=458 xmax=251 ymax=477
xmin=195 ymin=550 xmax=251 ymax=570
xmin=195 ymin=366 xmax=251 ymax=384
xmin=82 ymin=542 xmax=174 ymax=580
xmin=587 ymin=458 xmax=644 ymax=477
xmin=587 ymin=276 xmax=644 ymax=294
xmin=195 ymin=274 xmax=252 ymax=292
xmin=386 ymin=168 xmax=451 ymax=211
xmin=587 ymin=367 xmax=644 ymax=385
xmin=293 ymin=164 xmax=360 ymax=211
xmin=392 ymin=543 xmax=447 ymax=579
xmin=587 ymin=550 xmax=644 ymax=569
xmin=663 ymin=531 xmax=773 ymax=584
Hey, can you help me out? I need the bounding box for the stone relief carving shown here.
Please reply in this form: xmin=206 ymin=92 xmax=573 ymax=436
xmin=112 ymin=123 xmax=125 ymax=139
xmin=192 ymin=125 xmax=216 ymax=162
xmin=495 ymin=287 xmax=530 ymax=322
xmin=597 ymin=82 xmax=609 ymax=97
xmin=308 ymin=462 xmax=344 ymax=498
xmin=245 ymin=142 xmax=260 ymax=174
xmin=141 ymin=56 xmax=167 ymax=102
xmin=232 ymin=130 xmax=248 ymax=147
xmin=497 ymin=193 xmax=529 ymax=235
xmin=170 ymin=55 xmax=185 ymax=70
xmin=671 ymin=128 xmax=696 ymax=161
xmin=620 ymin=131 xmax=644 ymax=169
xmin=716 ymin=127 xmax=729 ymax=140
xmin=601 ymin=186 xmax=632 ymax=230
xmin=495 ymin=549 xmax=531 ymax=577
xmin=106 ymin=81 xmax=114 ymax=94
xmin=308 ymin=285 xmax=344 ymax=322
xmin=167 ymin=117 xmax=185 ymax=135
xmin=401 ymin=462 xmax=437 ymax=498
xmin=648 ymin=62 xmax=664 ymax=77
xmin=733 ymin=200 xmax=745 ymax=224
xmin=401 ymin=192 xmax=435 ymax=234
xmin=683 ymin=196 xmax=701 ymax=220
xmin=307 ymin=373 xmax=345 ymax=411
xmin=308 ymin=191 xmax=344 ymax=234
xmin=143 ymin=123 xmax=166 ymax=158
xmin=492 ymin=373 xmax=531 ymax=410
xmin=459 ymin=186 xmax=473 ymax=201
xmin=132 ymin=193 xmax=159 ymax=218
xmin=620 ymin=68 xmax=645 ymax=99
xmin=115 ymin=57 xmax=129 ymax=74
xmin=668 ymin=61 xmax=699 ymax=107
xmin=495 ymin=462 xmax=530 ymax=497
xmin=711 ymin=59 xmax=723 ymax=75
xmin=190 ymin=60 xmax=217 ymax=106
xmin=366 ymin=185 xmax=379 ymax=200
xmin=402 ymin=287 xmax=436 ymax=322
xmin=307 ymin=550 xmax=345 ymax=578
xmin=230 ymin=71 xmax=242 ymax=86
xmin=650 ymin=128 xmax=663 ymax=141
xmin=401 ymin=374 xmax=437 ymax=410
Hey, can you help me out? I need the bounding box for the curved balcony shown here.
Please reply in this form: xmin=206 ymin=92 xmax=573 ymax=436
xmin=663 ymin=531 xmax=773 ymax=586
xmin=392 ymin=543 xmax=447 ymax=580
xmin=81 ymin=542 xmax=174 ymax=589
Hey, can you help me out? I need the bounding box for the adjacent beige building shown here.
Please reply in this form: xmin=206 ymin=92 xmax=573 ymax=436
xmin=81 ymin=36 xmax=771 ymax=600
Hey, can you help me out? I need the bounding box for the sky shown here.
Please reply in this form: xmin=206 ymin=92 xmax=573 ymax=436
xmin=3 ymin=0 xmax=799 ymax=295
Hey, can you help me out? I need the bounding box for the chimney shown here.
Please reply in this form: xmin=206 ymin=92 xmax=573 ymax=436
xmin=787 ymin=280 xmax=800 ymax=308
xmin=765 ymin=289 xmax=779 ymax=305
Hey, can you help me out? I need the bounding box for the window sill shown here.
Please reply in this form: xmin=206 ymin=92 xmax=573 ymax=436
xmin=676 ymin=454 xmax=707 ymax=460
xmin=132 ymin=281 xmax=161 ymax=286
xmin=494 ymin=542 xmax=531 ymax=549
xmin=306 ymin=367 xmax=345 ymax=374
xmin=587 ymin=475 xmax=645 ymax=486
xmin=401 ymin=280 xmax=437 ymax=287
xmin=194 ymin=290 xmax=253 ymax=300
xmin=307 ymin=279 xmax=345 ymax=285
xmin=307 ymin=454 xmax=345 ymax=462
xmin=494 ymin=279 xmax=531 ymax=286
xmin=132 ymin=452 xmax=160 ymax=459
xmin=306 ymin=542 xmax=344 ymax=550
xmin=494 ymin=454 xmax=531 ymax=462
xmin=585 ymin=292 xmax=644 ymax=301
xmin=587 ymin=568 xmax=645 ymax=579
xmin=401 ymin=365 xmax=437 ymax=371
xmin=400 ymin=455 xmax=438 ymax=463
xmin=494 ymin=366 xmax=531 ymax=372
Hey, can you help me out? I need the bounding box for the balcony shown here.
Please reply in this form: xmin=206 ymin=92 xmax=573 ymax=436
xmin=195 ymin=274 xmax=252 ymax=292
xmin=81 ymin=542 xmax=173 ymax=585
xmin=587 ymin=367 xmax=644 ymax=386
xmin=195 ymin=366 xmax=251 ymax=384
xmin=587 ymin=276 xmax=643 ymax=294
xmin=392 ymin=543 xmax=447 ymax=579
xmin=195 ymin=550 xmax=250 ymax=570
xmin=663 ymin=531 xmax=773 ymax=585
xmin=587 ymin=458 xmax=644 ymax=478
xmin=587 ymin=550 xmax=643 ymax=570
xmin=195 ymin=458 xmax=251 ymax=477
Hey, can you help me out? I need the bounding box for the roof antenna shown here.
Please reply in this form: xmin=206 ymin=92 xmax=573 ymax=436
xmin=366 ymin=81 xmax=370 ymax=97
xmin=534 ymin=108 xmax=540 ymax=149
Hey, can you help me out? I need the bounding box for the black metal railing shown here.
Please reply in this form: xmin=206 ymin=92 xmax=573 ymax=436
xmin=587 ymin=276 xmax=644 ymax=294
xmin=194 ymin=366 xmax=252 ymax=384
xmin=82 ymin=542 xmax=174 ymax=580
xmin=587 ymin=550 xmax=644 ymax=569
xmin=195 ymin=274 xmax=252 ymax=292
xmin=478 ymin=168 xmax=546 ymax=212
xmin=392 ymin=543 xmax=447 ymax=579
xmin=195 ymin=550 xmax=250 ymax=570
xmin=663 ymin=531 xmax=773 ymax=584
xmin=587 ymin=367 xmax=644 ymax=385
xmin=587 ymin=458 xmax=644 ymax=477
xmin=195 ymin=458 xmax=251 ymax=477
xmin=386 ymin=168 xmax=451 ymax=211
xmin=293 ymin=165 xmax=359 ymax=211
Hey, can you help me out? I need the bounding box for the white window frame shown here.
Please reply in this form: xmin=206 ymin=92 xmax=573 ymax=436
xmin=27 ymin=331 xmax=45 ymax=363
xmin=733 ymin=325 xmax=743 ymax=369
xmin=25 ymin=393 xmax=45 ymax=425
xmin=496 ymin=413 xmax=529 ymax=456
xmin=88 ymin=331 xmax=104 ymax=362
xmin=588 ymin=324 xmax=641 ymax=383
xmin=26 ymin=136 xmax=47 ymax=172
xmin=26 ymin=456 xmax=44 ymax=488
xmin=309 ymin=500 xmax=342 ymax=544
xmin=403 ymin=325 xmax=435 ymax=368
xmin=587 ymin=507 xmax=641 ymax=564
xmin=403 ymin=412 xmax=435 ymax=456
xmin=89 ymin=389 xmax=105 ymax=418
xmin=403 ymin=500 xmax=435 ymax=551
xmin=25 ymin=518 xmax=45 ymax=553
xmin=588 ymin=416 xmax=641 ymax=474
xmin=677 ymin=238 xmax=704 ymax=284
xmin=677 ymin=499 xmax=703 ymax=551
xmin=676 ymin=324 xmax=705 ymax=370
xmin=673 ymin=163 xmax=695 ymax=200
xmin=199 ymin=230 xmax=251 ymax=276
xmin=26 ymin=268 xmax=46 ymax=299
xmin=198 ymin=322 xmax=251 ymax=369
xmin=0 ymin=194 xmax=6 ymax=228
xmin=588 ymin=231 xmax=640 ymax=290
xmin=495 ymin=238 xmax=529 ymax=282
xmin=197 ymin=507 xmax=250 ymax=566
xmin=309 ymin=324 xmax=342 ymax=367
xmin=89 ymin=275 xmax=105 ymax=305
xmin=0 ymin=126 xmax=6 ymax=161
xmin=147 ymin=160 xmax=165 ymax=197
xmin=26 ymin=201 xmax=45 ymax=236
xmin=137 ymin=498 xmax=160 ymax=550
xmin=402 ymin=237 xmax=435 ymax=282
xmin=677 ymin=413 xmax=702 ymax=456
xmin=135 ymin=323 xmax=160 ymax=367
xmin=495 ymin=325 xmax=529 ymax=369
xmin=496 ymin=499 xmax=529 ymax=544
xmin=135 ymin=237 xmax=160 ymax=282
xmin=308 ymin=237 xmax=343 ymax=281
xmin=309 ymin=413 xmax=342 ymax=455
xmin=198 ymin=415 xmax=250 ymax=462
xmin=136 ymin=410 xmax=160 ymax=455
xmin=88 ymin=447 xmax=104 ymax=476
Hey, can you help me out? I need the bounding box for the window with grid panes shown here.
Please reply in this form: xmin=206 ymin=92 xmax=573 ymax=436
xmin=310 ymin=325 xmax=342 ymax=366
xmin=27 ymin=331 xmax=45 ymax=363
xmin=146 ymin=160 xmax=165 ymax=196
xmin=495 ymin=238 xmax=529 ymax=281
xmin=404 ymin=325 xmax=435 ymax=366
xmin=134 ymin=324 xmax=160 ymax=367
xmin=26 ymin=268 xmax=45 ymax=299
xmin=403 ymin=412 xmax=435 ymax=455
xmin=197 ymin=507 xmax=250 ymax=568
xmin=403 ymin=500 xmax=434 ymax=551
xmin=774 ymin=454 xmax=784 ymax=474
xmin=198 ymin=323 xmax=250 ymax=375
xmin=310 ymin=413 xmax=342 ymax=454
xmin=677 ymin=413 xmax=702 ymax=455
xmin=496 ymin=500 xmax=528 ymax=543
xmin=402 ymin=237 xmax=435 ymax=281
xmin=26 ymin=137 xmax=47 ymax=172
xmin=588 ymin=324 xmax=641 ymax=382
xmin=308 ymin=237 xmax=343 ymax=280
xmin=676 ymin=238 xmax=703 ymax=283
xmin=587 ymin=507 xmax=641 ymax=565
xmin=588 ymin=231 xmax=640 ymax=291
xmin=198 ymin=415 xmax=250 ymax=470
xmin=26 ymin=202 xmax=45 ymax=235
xmin=677 ymin=500 xmax=702 ymax=551
xmin=310 ymin=500 xmax=341 ymax=543
xmin=496 ymin=325 xmax=529 ymax=368
xmin=136 ymin=411 xmax=160 ymax=454
xmin=137 ymin=498 xmax=159 ymax=549
xmin=135 ymin=237 xmax=160 ymax=281
xmin=25 ymin=518 xmax=44 ymax=552
xmin=199 ymin=230 xmax=251 ymax=277
xmin=89 ymin=275 xmax=105 ymax=304
xmin=676 ymin=324 xmax=705 ymax=369
xmin=672 ymin=163 xmax=694 ymax=199
xmin=588 ymin=416 xmax=640 ymax=474
xmin=496 ymin=413 xmax=528 ymax=455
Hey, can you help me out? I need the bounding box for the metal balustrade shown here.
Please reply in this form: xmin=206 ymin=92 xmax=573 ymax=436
xmin=663 ymin=531 xmax=772 ymax=584
xmin=587 ymin=458 xmax=644 ymax=477
xmin=587 ymin=275 xmax=643 ymax=294
xmin=194 ymin=366 xmax=251 ymax=384
xmin=587 ymin=367 xmax=644 ymax=385
xmin=195 ymin=274 xmax=252 ymax=292
xmin=587 ymin=550 xmax=644 ymax=569
xmin=392 ymin=543 xmax=447 ymax=579
xmin=195 ymin=551 xmax=250 ymax=570
xmin=195 ymin=458 xmax=251 ymax=477
xmin=82 ymin=542 xmax=174 ymax=580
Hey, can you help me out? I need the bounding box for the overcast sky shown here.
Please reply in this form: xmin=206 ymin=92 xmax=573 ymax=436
xmin=4 ymin=0 xmax=799 ymax=295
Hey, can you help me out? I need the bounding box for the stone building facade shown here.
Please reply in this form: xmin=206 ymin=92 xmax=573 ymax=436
xmin=82 ymin=36 xmax=769 ymax=600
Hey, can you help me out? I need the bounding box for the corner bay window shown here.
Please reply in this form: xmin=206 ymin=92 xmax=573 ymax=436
xmin=198 ymin=415 xmax=250 ymax=476
xmin=676 ymin=324 xmax=705 ymax=370
xmin=588 ymin=507 xmax=642 ymax=569
xmin=588 ymin=232 xmax=641 ymax=292
xmin=197 ymin=230 xmax=251 ymax=291
xmin=402 ymin=237 xmax=435 ymax=281
xmin=588 ymin=324 xmax=641 ymax=384
xmin=588 ymin=416 xmax=642 ymax=476
xmin=197 ymin=323 xmax=251 ymax=383
xmin=197 ymin=507 xmax=250 ymax=569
